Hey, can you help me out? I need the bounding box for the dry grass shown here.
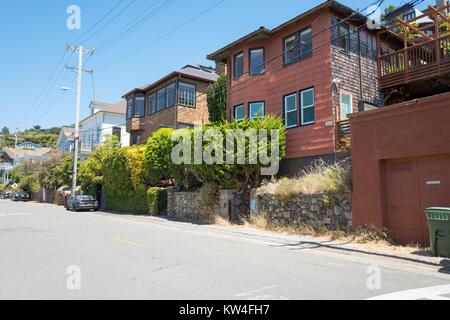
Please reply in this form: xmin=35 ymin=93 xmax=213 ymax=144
xmin=257 ymin=160 xmax=352 ymax=200
xmin=247 ymin=216 xmax=396 ymax=245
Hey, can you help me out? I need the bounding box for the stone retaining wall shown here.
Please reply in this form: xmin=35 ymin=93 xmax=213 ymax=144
xmin=250 ymin=190 xmax=352 ymax=229
xmin=167 ymin=189 xmax=249 ymax=224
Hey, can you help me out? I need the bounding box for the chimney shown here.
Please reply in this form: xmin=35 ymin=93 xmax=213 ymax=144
xmin=215 ymin=61 xmax=227 ymax=76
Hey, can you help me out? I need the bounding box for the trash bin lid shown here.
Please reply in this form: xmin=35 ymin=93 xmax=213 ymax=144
xmin=426 ymin=207 xmax=450 ymax=212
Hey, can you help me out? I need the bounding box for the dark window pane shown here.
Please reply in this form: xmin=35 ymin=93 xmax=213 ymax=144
xmin=126 ymin=98 xmax=134 ymax=119
xmin=166 ymin=83 xmax=176 ymax=107
xmin=157 ymin=88 xmax=166 ymax=111
xmin=250 ymin=48 xmax=264 ymax=75
xmin=284 ymin=34 xmax=299 ymax=64
xmin=339 ymin=24 xmax=350 ymax=52
xmin=148 ymin=93 xmax=157 ymax=114
xmin=234 ymin=52 xmax=244 ymax=79
xmin=286 ymin=111 xmax=297 ymax=128
xmin=300 ymin=28 xmax=312 ymax=58
xmin=302 ymin=107 xmax=315 ymax=124
xmin=134 ymin=97 xmax=145 ymax=117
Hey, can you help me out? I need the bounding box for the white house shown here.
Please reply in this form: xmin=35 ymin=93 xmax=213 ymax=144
xmin=80 ymin=100 xmax=130 ymax=159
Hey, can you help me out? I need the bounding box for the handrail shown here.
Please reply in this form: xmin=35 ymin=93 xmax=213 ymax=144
xmin=379 ymin=34 xmax=450 ymax=60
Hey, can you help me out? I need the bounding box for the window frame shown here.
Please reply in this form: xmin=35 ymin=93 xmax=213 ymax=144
xmin=233 ymin=104 xmax=245 ymax=122
xmin=126 ymin=97 xmax=134 ymax=119
xmin=233 ymin=51 xmax=244 ymax=80
xmin=249 ymin=47 xmax=265 ymax=76
xmin=166 ymin=82 xmax=177 ymax=108
xmin=340 ymin=90 xmax=353 ymax=121
xmin=338 ymin=23 xmax=351 ymax=53
xmin=300 ymin=87 xmax=315 ymax=126
xmin=283 ymin=26 xmax=312 ymax=66
xmin=157 ymin=87 xmax=167 ymax=112
xmin=177 ymin=81 xmax=197 ymax=108
xmin=148 ymin=92 xmax=157 ymax=115
xmin=134 ymin=95 xmax=145 ymax=118
xmin=283 ymin=92 xmax=298 ymax=129
xmin=248 ymin=101 xmax=265 ymax=120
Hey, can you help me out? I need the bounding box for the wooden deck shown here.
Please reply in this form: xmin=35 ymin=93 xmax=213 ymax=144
xmin=379 ymin=35 xmax=450 ymax=89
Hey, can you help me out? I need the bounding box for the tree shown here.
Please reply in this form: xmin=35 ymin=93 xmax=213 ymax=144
xmin=33 ymin=125 xmax=41 ymax=132
xmin=207 ymin=74 xmax=227 ymax=123
xmin=1 ymin=127 xmax=9 ymax=135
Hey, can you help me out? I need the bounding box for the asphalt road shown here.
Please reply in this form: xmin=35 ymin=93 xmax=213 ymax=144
xmin=0 ymin=200 xmax=449 ymax=300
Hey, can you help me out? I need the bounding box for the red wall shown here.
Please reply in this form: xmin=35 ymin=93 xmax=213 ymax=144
xmin=350 ymin=92 xmax=450 ymax=231
xmin=226 ymin=11 xmax=335 ymax=159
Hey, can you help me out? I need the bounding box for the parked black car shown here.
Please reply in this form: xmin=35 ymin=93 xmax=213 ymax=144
xmin=66 ymin=195 xmax=99 ymax=212
xmin=12 ymin=192 xmax=30 ymax=202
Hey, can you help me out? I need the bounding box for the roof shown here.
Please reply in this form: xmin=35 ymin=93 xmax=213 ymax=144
xmin=60 ymin=127 xmax=75 ymax=141
xmin=207 ymin=0 xmax=374 ymax=62
xmin=411 ymin=9 xmax=434 ymax=25
xmin=3 ymin=147 xmax=52 ymax=160
xmin=123 ymin=64 xmax=219 ymax=98
xmin=90 ymin=100 xmax=126 ymax=115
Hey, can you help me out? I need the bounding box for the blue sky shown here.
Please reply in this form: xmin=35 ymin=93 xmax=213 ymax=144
xmin=0 ymin=0 xmax=433 ymax=131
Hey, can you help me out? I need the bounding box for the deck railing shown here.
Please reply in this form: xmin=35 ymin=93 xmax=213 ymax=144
xmin=379 ymin=34 xmax=450 ymax=88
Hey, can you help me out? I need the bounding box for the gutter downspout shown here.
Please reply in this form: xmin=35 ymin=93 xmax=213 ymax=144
xmin=357 ymin=29 xmax=364 ymax=111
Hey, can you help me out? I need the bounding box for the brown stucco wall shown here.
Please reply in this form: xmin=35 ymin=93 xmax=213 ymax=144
xmin=350 ymin=92 xmax=450 ymax=234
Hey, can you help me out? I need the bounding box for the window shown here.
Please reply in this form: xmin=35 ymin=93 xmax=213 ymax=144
xmin=403 ymin=10 xmax=415 ymax=21
xmin=126 ymin=98 xmax=134 ymax=119
xmin=249 ymin=48 xmax=265 ymax=75
xmin=112 ymin=127 xmax=121 ymax=143
xmin=148 ymin=93 xmax=157 ymax=114
xmin=132 ymin=134 xmax=141 ymax=145
xmin=284 ymin=27 xmax=312 ymax=65
xmin=178 ymin=82 xmax=196 ymax=107
xmin=338 ymin=23 xmax=350 ymax=52
xmin=249 ymin=102 xmax=265 ymax=120
xmin=166 ymin=82 xmax=176 ymax=107
xmin=234 ymin=104 xmax=244 ymax=122
xmin=233 ymin=52 xmax=244 ymax=79
xmin=134 ymin=96 xmax=145 ymax=118
xmin=157 ymin=88 xmax=166 ymax=111
xmin=340 ymin=91 xmax=353 ymax=120
xmin=300 ymin=88 xmax=315 ymax=125
xmin=284 ymin=93 xmax=298 ymax=128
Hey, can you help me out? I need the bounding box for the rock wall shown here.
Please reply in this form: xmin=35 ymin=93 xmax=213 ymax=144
xmin=167 ymin=189 xmax=249 ymax=224
xmin=251 ymin=190 xmax=352 ymax=230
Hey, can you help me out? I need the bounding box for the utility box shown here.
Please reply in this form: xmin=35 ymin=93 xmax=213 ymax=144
xmin=426 ymin=208 xmax=450 ymax=258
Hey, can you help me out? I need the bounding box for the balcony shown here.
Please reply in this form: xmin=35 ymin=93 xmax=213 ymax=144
xmin=377 ymin=4 xmax=450 ymax=93
xmin=379 ymin=34 xmax=450 ymax=89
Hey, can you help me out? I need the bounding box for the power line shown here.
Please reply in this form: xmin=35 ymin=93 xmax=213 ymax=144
xmin=72 ymin=0 xmax=128 ymax=45
xmin=76 ymin=0 xmax=138 ymax=46
xmin=96 ymin=0 xmax=225 ymax=70
xmin=95 ymin=0 xmax=175 ymax=53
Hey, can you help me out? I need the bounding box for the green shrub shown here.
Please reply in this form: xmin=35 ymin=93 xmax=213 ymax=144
xmin=172 ymin=116 xmax=286 ymax=190
xmin=207 ymin=74 xmax=227 ymax=123
xmin=147 ymin=187 xmax=168 ymax=216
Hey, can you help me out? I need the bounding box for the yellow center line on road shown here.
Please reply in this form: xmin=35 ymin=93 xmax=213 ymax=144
xmin=112 ymin=237 xmax=149 ymax=249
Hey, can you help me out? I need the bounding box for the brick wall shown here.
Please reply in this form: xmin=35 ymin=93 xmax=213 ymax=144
xmin=127 ymin=76 xmax=212 ymax=145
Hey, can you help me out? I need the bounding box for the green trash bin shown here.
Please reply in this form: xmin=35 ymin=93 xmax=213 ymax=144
xmin=426 ymin=208 xmax=450 ymax=258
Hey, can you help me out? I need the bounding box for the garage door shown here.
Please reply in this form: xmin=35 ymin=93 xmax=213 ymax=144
xmin=385 ymin=155 xmax=450 ymax=245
